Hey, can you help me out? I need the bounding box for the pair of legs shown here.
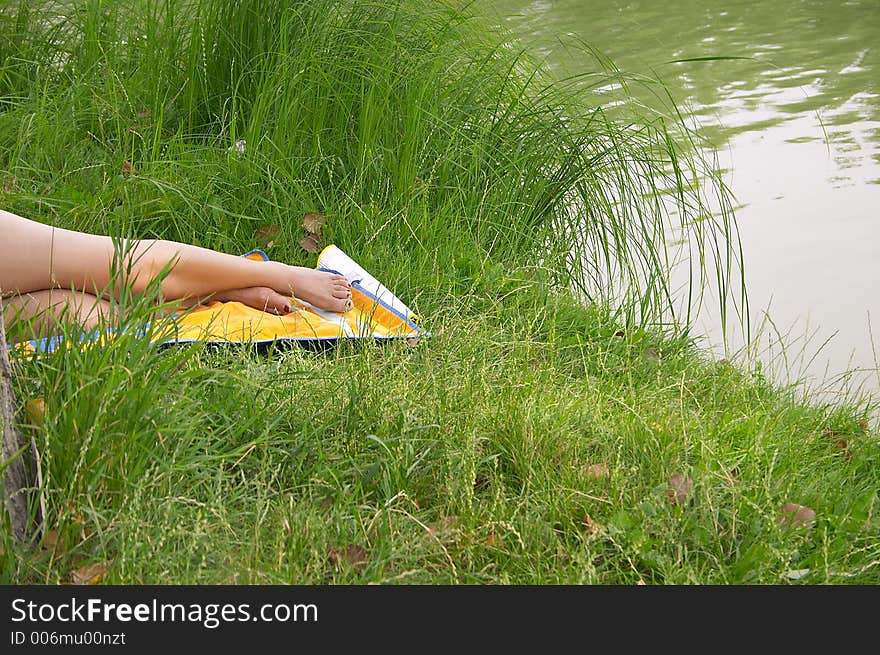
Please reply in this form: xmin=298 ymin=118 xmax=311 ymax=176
xmin=0 ymin=209 xmax=352 ymax=341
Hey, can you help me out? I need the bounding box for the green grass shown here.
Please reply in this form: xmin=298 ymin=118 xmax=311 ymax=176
xmin=1 ymin=0 xmax=878 ymax=584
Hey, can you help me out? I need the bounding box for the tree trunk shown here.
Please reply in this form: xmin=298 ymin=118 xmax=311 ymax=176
xmin=0 ymin=303 xmax=32 ymax=546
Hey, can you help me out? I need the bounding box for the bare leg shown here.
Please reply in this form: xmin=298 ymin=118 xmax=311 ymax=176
xmin=2 ymin=289 xmax=111 ymax=341
xmin=0 ymin=209 xmax=351 ymax=312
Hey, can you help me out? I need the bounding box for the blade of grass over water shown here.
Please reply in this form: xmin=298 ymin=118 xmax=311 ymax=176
xmin=1 ymin=0 xmax=877 ymax=584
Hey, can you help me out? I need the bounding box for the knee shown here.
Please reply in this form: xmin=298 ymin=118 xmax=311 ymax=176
xmin=69 ymin=292 xmax=111 ymax=329
xmin=2 ymin=289 xmax=110 ymax=340
xmin=48 ymin=289 xmax=109 ymax=330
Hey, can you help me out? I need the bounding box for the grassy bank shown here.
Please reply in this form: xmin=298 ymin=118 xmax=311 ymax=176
xmin=1 ymin=0 xmax=877 ymax=583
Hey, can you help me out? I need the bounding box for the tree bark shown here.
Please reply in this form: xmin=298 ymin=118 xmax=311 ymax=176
xmin=0 ymin=303 xmax=31 ymax=546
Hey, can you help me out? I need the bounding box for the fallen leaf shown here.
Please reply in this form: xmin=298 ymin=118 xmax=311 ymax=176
xmin=327 ymin=544 xmax=367 ymax=571
xmin=484 ymin=531 xmax=498 ymax=546
xmin=2 ymin=175 xmax=16 ymax=193
xmin=69 ymin=562 xmax=107 ymax=585
xmin=255 ymin=225 xmax=281 ymax=249
xmin=586 ymin=462 xmax=609 ymax=480
xmin=858 ymin=419 xmax=868 ymax=432
xmin=25 ymin=398 xmax=46 ymax=426
xmin=666 ymin=473 xmax=693 ymax=506
xmin=42 ymin=529 xmax=62 ymax=552
xmin=822 ymin=428 xmax=849 ymax=455
xmin=303 ymin=212 xmax=327 ymax=235
xmin=779 ymin=503 xmax=816 ymax=529
xmin=122 ymin=160 xmax=134 ymax=178
xmin=299 ymin=234 xmax=323 ymax=254
xmin=581 ymin=513 xmax=603 ymax=537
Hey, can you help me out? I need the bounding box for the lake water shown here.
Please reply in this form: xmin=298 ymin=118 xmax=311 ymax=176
xmin=491 ymin=0 xmax=880 ymax=403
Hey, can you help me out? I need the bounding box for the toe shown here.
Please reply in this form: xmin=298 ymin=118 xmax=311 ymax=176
xmin=325 ymin=297 xmax=349 ymax=313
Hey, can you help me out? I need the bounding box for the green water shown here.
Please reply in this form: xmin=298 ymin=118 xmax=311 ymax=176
xmin=492 ymin=0 xmax=880 ymax=398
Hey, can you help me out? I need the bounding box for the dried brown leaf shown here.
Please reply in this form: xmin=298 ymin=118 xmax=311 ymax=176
xmin=299 ymin=234 xmax=323 ymax=254
xmin=779 ymin=503 xmax=816 ymax=529
xmin=666 ymin=473 xmax=693 ymax=506
xmin=303 ymin=212 xmax=327 ymax=234
xmin=586 ymin=462 xmax=609 ymax=480
xmin=858 ymin=419 xmax=869 ymax=432
xmin=484 ymin=531 xmax=498 ymax=547
xmin=822 ymin=428 xmax=849 ymax=455
xmin=2 ymin=175 xmax=16 ymax=193
xmin=581 ymin=513 xmax=602 ymax=537
xmin=328 ymin=544 xmax=367 ymax=571
xmin=122 ymin=160 xmax=134 ymax=178
xmin=69 ymin=562 xmax=107 ymax=585
xmin=255 ymin=225 xmax=281 ymax=249
xmin=42 ymin=529 xmax=62 ymax=552
xmin=25 ymin=398 xmax=45 ymax=426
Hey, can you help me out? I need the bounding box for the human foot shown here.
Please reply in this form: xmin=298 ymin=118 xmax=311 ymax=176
xmin=214 ymin=286 xmax=293 ymax=315
xmin=285 ymin=267 xmax=351 ymax=312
